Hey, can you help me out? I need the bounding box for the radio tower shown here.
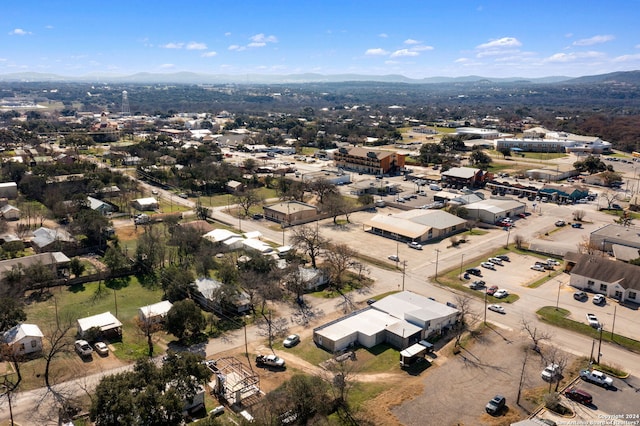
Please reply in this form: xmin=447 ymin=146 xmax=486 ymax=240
xmin=121 ymin=90 xmax=130 ymax=116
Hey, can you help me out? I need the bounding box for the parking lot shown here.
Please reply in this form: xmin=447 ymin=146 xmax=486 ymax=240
xmin=539 ymin=373 xmax=640 ymax=424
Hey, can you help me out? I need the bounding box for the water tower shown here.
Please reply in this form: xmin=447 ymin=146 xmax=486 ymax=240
xmin=121 ymin=90 xmax=130 ymax=116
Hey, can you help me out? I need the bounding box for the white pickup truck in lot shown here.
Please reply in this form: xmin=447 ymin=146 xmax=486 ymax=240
xmin=579 ymin=369 xmax=614 ymax=388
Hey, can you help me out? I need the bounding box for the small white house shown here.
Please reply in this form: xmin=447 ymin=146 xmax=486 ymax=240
xmin=132 ymin=197 xmax=159 ymax=211
xmin=0 ymin=204 xmax=20 ymax=221
xmin=2 ymin=323 xmax=44 ymax=356
xmin=138 ymin=300 xmax=173 ymax=326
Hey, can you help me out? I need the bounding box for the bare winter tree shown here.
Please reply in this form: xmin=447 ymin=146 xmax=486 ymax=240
xmin=309 ymin=178 xmax=337 ymax=205
xmin=234 ymin=188 xmax=265 ymax=217
xmin=0 ymin=347 xmax=22 ymax=426
xmin=453 ymin=293 xmax=480 ymax=347
xmin=572 ymin=209 xmax=586 ymax=222
xmin=543 ymin=345 xmax=570 ymax=393
xmin=290 ymin=225 xmax=328 ymax=269
xmin=513 ymin=234 xmax=527 ymax=250
xmin=323 ymin=243 xmax=357 ymax=293
xmin=577 ymin=236 xmax=602 ymax=254
xmin=42 ymin=319 xmax=75 ymax=390
xmin=521 ymin=318 xmax=552 ymax=353
xmin=601 ymin=190 xmax=620 ymax=210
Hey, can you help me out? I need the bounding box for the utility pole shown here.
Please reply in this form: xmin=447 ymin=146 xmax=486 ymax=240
xmin=459 ymin=254 xmax=464 ymax=280
xmin=484 ymin=288 xmax=488 ymax=325
xmin=555 ymin=279 xmax=562 ymax=310
xmin=597 ymin=325 xmax=604 ymax=364
xmin=402 ymin=261 xmax=407 ymax=291
xmin=434 ymin=248 xmax=440 ymax=279
xmin=611 ymin=305 xmax=617 ymax=341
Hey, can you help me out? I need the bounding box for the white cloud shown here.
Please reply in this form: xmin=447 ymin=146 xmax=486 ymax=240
xmin=186 ymin=42 xmax=207 ymax=50
xmin=9 ymin=28 xmax=31 ymax=36
xmin=160 ymin=63 xmax=175 ymax=69
xmin=224 ymin=32 xmax=232 ymax=37
xmin=573 ymin=35 xmax=614 ymax=46
xmin=365 ymin=48 xmax=388 ymax=56
xmin=543 ymin=51 xmax=605 ymax=63
xmin=612 ymin=53 xmax=640 ymax=62
xmin=248 ymin=42 xmax=266 ymax=48
xmin=411 ymin=45 xmax=434 ymax=52
xmin=45 ymin=25 xmax=54 ymax=30
xmin=455 ymin=57 xmax=470 ymax=63
xmin=162 ymin=42 xmax=184 ymax=49
xmin=250 ymin=33 xmax=278 ymax=44
xmin=477 ymin=37 xmax=522 ymax=49
xmin=378 ymin=33 xmax=388 ymax=38
xmin=404 ymin=39 xmax=420 ymax=45
xmin=201 ymin=51 xmax=218 ymax=57
xmin=390 ymin=49 xmax=419 ymax=58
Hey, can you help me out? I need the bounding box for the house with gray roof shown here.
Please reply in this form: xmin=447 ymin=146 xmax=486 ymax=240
xmin=566 ymin=252 xmax=640 ymax=303
xmin=31 ymin=227 xmax=76 ymax=253
xmin=193 ymin=277 xmax=251 ymax=314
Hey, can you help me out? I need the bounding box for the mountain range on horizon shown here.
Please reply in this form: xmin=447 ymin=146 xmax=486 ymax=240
xmin=1 ymin=70 xmax=639 ymax=86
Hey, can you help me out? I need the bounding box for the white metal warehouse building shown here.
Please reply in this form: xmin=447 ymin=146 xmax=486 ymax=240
xmin=313 ymin=291 xmax=460 ymax=353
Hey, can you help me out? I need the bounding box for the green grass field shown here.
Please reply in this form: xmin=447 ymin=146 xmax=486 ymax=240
xmin=26 ymin=277 xmax=166 ymax=360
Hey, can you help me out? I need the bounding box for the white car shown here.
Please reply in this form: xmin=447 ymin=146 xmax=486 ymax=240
xmin=488 ymin=304 xmax=505 ymax=314
xmin=480 ymin=262 xmax=495 ymax=270
xmin=493 ymin=289 xmax=509 ymax=299
xmin=94 ymin=341 xmax=109 ymax=356
xmin=593 ymin=294 xmax=606 ymax=305
xmin=546 ymin=259 xmax=560 ymax=266
xmin=407 ymin=241 xmax=423 ymax=250
xmin=488 ymin=257 xmax=503 ymax=265
xmin=541 ymin=363 xmax=560 ymax=381
xmin=586 ymin=313 xmax=600 ymax=328
xmin=531 ymin=264 xmax=545 ymax=272
xmin=388 ymin=254 xmax=400 ymax=262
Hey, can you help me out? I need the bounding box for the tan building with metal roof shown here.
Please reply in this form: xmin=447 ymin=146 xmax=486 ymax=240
xmin=363 ymin=209 xmax=467 ymax=243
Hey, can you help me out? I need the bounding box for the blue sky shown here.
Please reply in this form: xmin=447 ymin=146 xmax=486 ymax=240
xmin=2 ymin=0 xmax=640 ymax=79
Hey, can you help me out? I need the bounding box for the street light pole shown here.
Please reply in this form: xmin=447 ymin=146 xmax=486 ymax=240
xmin=555 ymin=279 xmax=562 ymax=310
xmin=459 ymin=253 xmax=464 ymax=280
xmin=434 ymin=248 xmax=440 ymax=280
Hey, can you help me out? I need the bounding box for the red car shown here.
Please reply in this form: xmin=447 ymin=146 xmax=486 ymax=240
xmin=487 ymin=285 xmax=498 ymax=296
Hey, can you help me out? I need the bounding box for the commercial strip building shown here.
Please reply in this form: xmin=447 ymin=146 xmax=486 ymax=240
xmin=463 ymin=199 xmax=526 ymax=224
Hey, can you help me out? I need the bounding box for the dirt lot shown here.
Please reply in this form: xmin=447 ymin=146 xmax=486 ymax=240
xmin=389 ymin=326 xmax=577 ymax=426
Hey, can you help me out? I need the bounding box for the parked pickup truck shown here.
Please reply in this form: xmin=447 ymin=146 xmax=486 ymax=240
xmin=256 ymin=354 xmax=286 ymax=368
xmin=579 ymin=369 xmax=613 ymax=388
